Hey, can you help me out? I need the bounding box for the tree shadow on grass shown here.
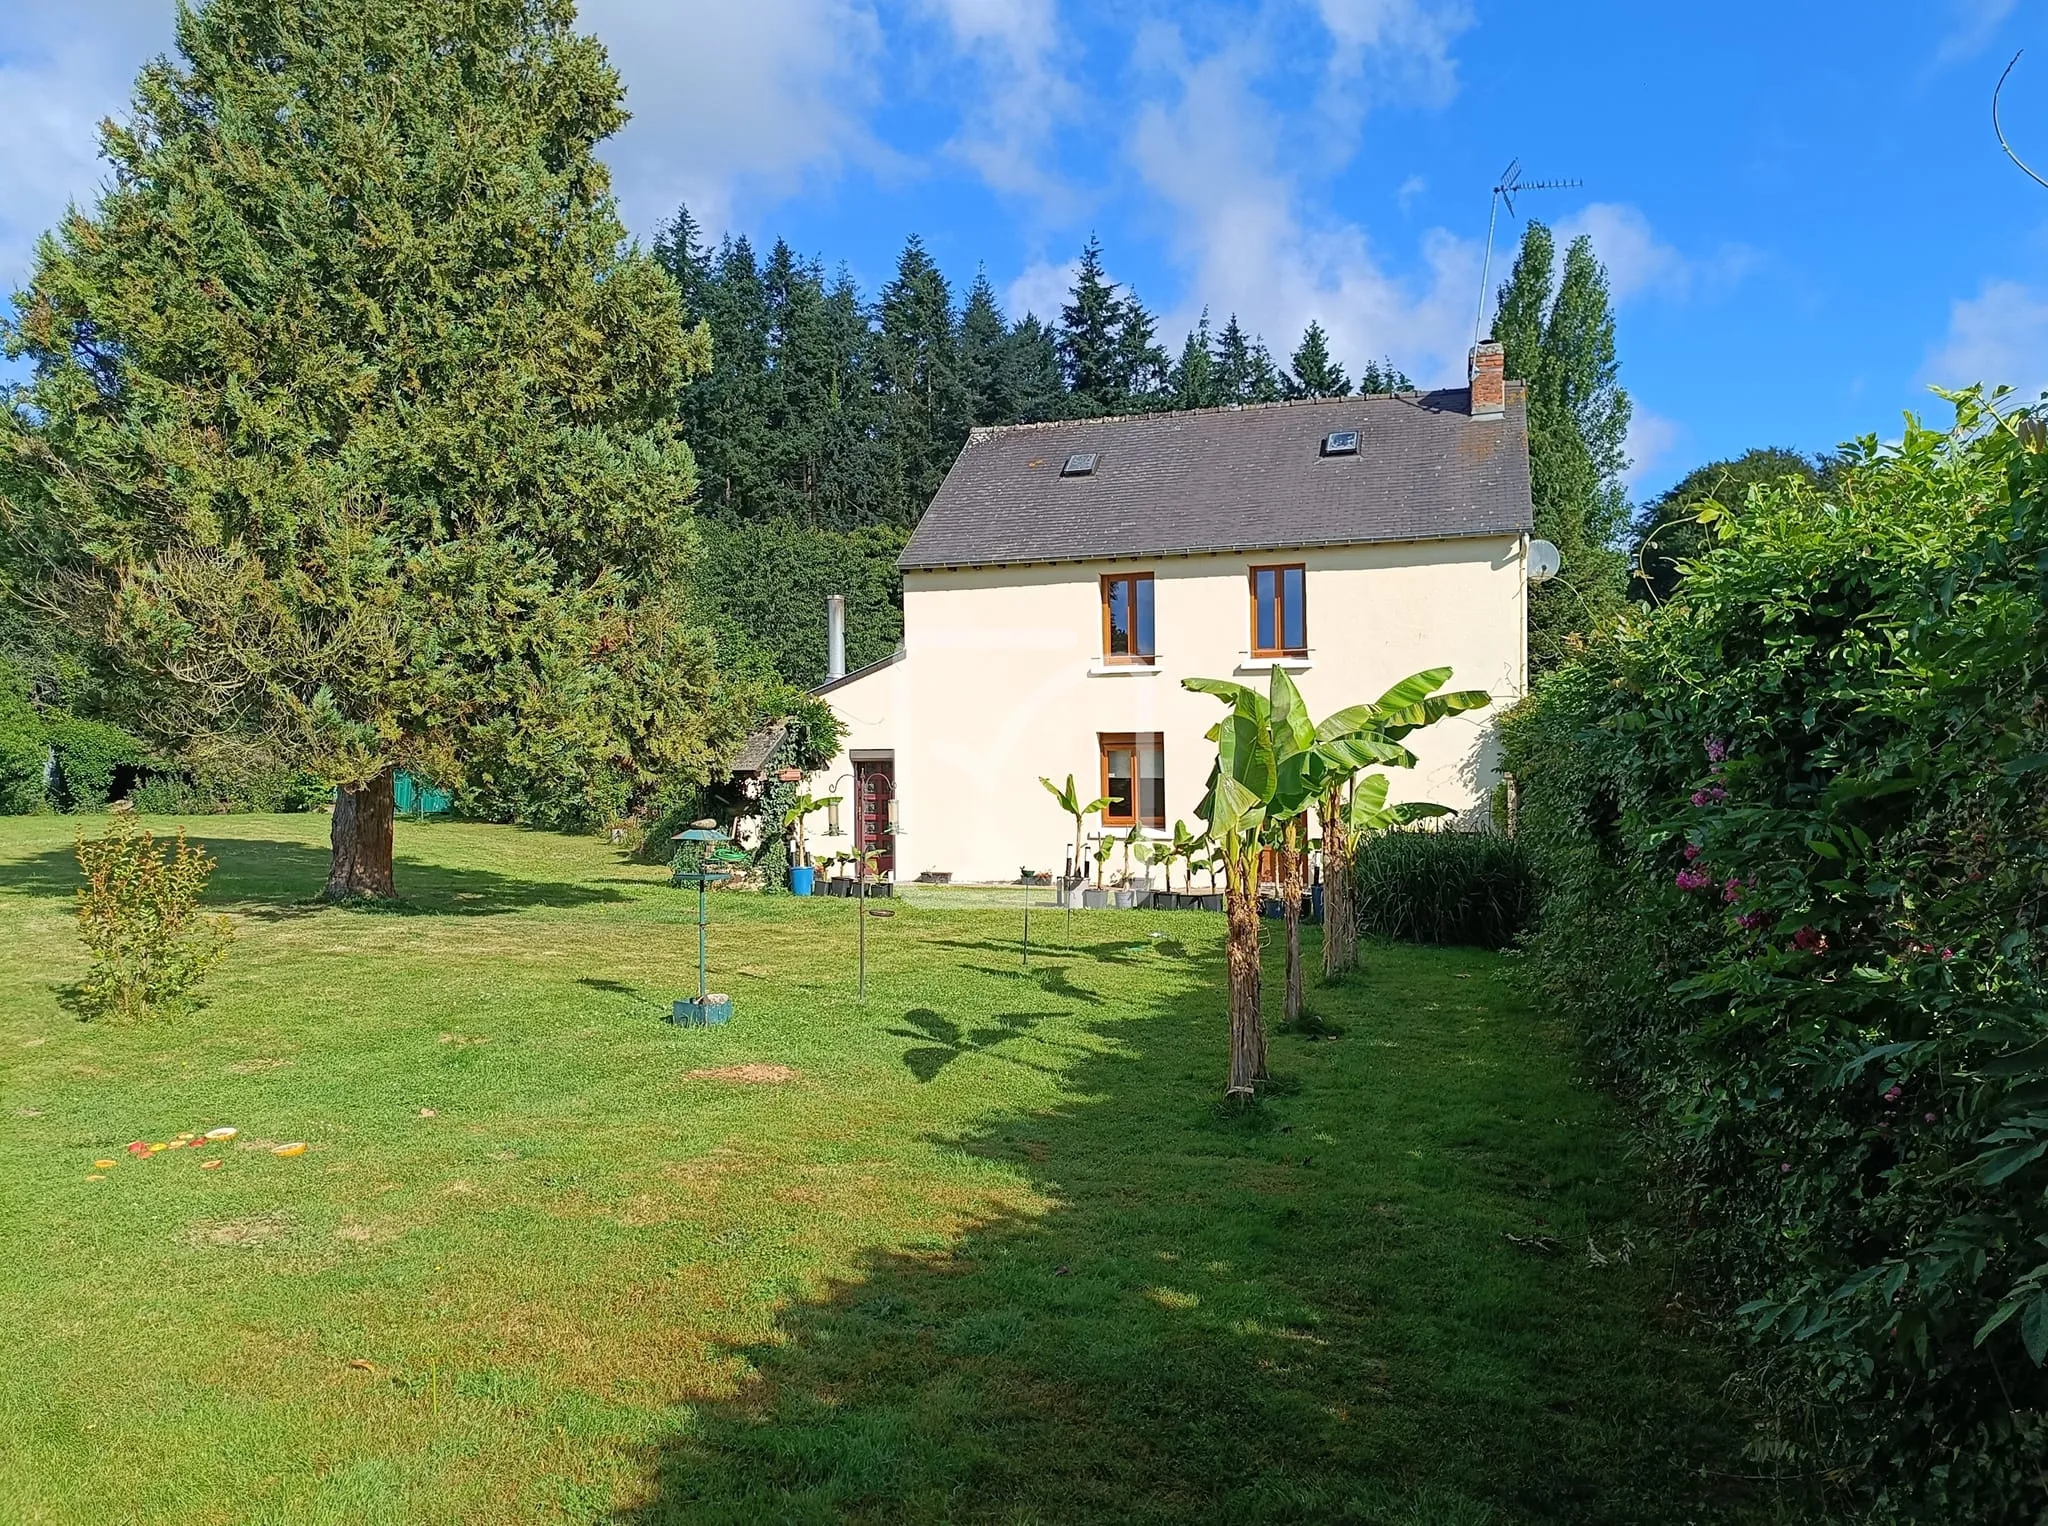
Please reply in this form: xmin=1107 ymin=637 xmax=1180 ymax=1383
xmin=0 ymin=835 xmax=628 ymax=918
xmin=613 ymin=954 xmax=1780 ymax=1526
xmin=889 ymin=1007 xmax=1071 ymax=1083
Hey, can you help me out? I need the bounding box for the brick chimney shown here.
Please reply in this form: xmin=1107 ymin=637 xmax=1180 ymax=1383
xmin=1468 ymin=340 xmax=1505 ymax=418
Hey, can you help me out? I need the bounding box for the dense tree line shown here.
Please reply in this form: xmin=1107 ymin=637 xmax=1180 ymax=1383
xmin=660 ymin=214 xmax=1414 ymax=682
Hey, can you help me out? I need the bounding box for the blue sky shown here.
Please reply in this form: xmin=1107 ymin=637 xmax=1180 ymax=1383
xmin=4 ymin=1 xmax=2046 ymax=499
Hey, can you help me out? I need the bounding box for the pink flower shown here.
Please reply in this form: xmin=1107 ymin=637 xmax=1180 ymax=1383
xmin=1704 ymin=738 xmax=1729 ymax=763
xmin=1737 ymin=911 xmax=1767 ymax=931
xmin=1722 ymin=878 xmax=1743 ymax=903
xmin=1690 ymin=786 xmax=1729 ymax=807
xmin=1684 ymin=843 xmax=1702 ymax=861
xmin=1792 ymin=925 xmax=1825 ymax=953
xmin=1923 ymin=1113 xmax=1938 ymax=1124
xmin=1675 ymin=868 xmax=1713 ymax=891
xmin=1941 ymin=948 xmax=1954 ymax=961
xmin=1780 ymin=1162 xmax=1793 ymax=1173
xmin=1884 ymin=1086 xmax=1902 ymax=1102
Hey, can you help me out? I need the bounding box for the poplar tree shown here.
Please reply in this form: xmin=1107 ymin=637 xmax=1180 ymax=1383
xmin=1492 ymin=221 xmax=1633 ymax=671
xmin=0 ymin=0 xmax=727 ymax=899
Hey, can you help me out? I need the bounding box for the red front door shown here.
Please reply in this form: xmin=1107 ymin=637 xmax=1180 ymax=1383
xmin=855 ymin=758 xmax=895 ymax=878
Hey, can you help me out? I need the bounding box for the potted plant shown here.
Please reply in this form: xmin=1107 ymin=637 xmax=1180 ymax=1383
xmin=780 ymin=790 xmax=841 ymax=896
xmin=1115 ymin=830 xmax=1151 ymax=909
xmin=1082 ymin=835 xmax=1114 ymax=908
xmin=1039 ymin=773 xmax=1109 ymax=909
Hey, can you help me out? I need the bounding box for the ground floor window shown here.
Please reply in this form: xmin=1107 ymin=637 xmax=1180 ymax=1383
xmin=1099 ymin=733 xmax=1166 ymax=828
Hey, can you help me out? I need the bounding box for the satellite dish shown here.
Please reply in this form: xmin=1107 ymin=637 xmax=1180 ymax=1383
xmin=1527 ymin=539 xmax=1562 ymax=583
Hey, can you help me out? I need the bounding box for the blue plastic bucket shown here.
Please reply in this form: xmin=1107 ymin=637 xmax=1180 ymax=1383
xmin=789 ymin=865 xmax=815 ymax=896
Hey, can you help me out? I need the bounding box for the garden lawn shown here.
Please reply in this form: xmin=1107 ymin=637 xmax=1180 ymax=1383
xmin=1 ymin=814 xmax=1762 ymax=1525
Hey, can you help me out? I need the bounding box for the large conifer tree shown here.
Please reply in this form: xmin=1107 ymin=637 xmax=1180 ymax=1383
xmin=0 ymin=0 xmax=728 ymax=899
xmin=1284 ymin=321 xmax=1352 ymax=399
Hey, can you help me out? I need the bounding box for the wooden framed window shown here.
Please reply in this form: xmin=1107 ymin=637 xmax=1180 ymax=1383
xmin=1100 ymin=572 xmax=1156 ymax=664
xmin=1250 ymin=563 xmax=1307 ymax=657
xmin=1099 ymin=733 xmax=1166 ymax=828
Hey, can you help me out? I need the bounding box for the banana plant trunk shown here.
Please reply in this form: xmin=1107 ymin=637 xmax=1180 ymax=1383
xmin=1223 ymin=845 xmax=1264 ymax=1097
xmin=1319 ymin=787 xmax=1354 ymax=979
xmin=1280 ymin=821 xmax=1306 ymax=1027
xmin=324 ymin=766 xmax=397 ymax=901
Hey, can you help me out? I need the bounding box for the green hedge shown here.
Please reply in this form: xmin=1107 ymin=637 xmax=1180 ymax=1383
xmin=44 ymin=715 xmax=147 ymax=811
xmin=1351 ymin=829 xmax=1533 ymax=949
xmin=1500 ymin=392 xmax=2048 ymax=1520
xmin=0 ymin=662 xmax=46 ymax=814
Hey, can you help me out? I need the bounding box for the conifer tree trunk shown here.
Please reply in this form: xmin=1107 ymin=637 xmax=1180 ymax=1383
xmin=1224 ymin=855 xmax=1264 ymax=1097
xmin=324 ymin=767 xmax=397 ymax=901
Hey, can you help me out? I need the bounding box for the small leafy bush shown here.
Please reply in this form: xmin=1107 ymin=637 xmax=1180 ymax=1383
xmin=1502 ymin=391 xmax=2048 ymax=1520
xmin=1351 ymin=829 xmax=1533 ymax=949
xmin=73 ymin=817 xmax=234 ymax=1021
xmin=44 ymin=714 xmax=147 ymax=810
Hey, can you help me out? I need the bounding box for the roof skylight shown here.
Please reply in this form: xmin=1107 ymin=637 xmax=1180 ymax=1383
xmin=1062 ymin=452 xmax=1098 ymax=476
xmin=1322 ymin=431 xmax=1360 ymax=457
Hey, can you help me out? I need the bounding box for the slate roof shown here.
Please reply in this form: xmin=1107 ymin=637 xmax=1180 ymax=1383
xmin=728 ymin=720 xmax=789 ymax=776
xmin=898 ymin=386 xmax=1532 ymax=572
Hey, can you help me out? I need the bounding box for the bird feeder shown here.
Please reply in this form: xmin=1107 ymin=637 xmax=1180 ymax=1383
xmin=669 ymin=825 xmax=735 ymax=1026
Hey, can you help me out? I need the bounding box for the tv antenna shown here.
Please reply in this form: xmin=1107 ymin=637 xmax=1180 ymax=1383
xmin=1994 ymin=50 xmax=2048 ymax=192
xmin=1474 ymin=159 xmax=1583 ymax=344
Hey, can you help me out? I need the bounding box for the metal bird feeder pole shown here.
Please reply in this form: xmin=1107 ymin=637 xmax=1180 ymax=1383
xmin=669 ymin=826 xmax=734 ymax=1025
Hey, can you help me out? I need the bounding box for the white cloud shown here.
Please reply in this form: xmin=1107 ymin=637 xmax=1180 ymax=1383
xmin=0 ymin=3 xmax=178 ymax=296
xmin=1123 ymin=18 xmax=1482 ymax=387
xmin=1936 ymin=0 xmax=2017 ymax=66
xmin=1312 ymin=0 xmax=1471 ymax=109
xmin=1623 ymin=409 xmax=1683 ymax=492
xmin=580 ymin=0 xmax=888 ymax=239
xmin=1924 ymin=279 xmax=2048 ymax=397
xmin=1005 ymin=257 xmax=1078 ymax=323
xmin=1552 ymin=202 xmax=1756 ymax=306
xmin=914 ymin=0 xmax=1079 ymax=211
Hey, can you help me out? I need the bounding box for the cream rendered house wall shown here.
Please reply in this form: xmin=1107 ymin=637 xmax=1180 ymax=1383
xmin=809 ymin=535 xmax=1528 ymax=883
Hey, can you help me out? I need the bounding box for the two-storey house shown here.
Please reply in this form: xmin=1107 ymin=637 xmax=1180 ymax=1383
xmin=806 ymin=342 xmax=1537 ymax=884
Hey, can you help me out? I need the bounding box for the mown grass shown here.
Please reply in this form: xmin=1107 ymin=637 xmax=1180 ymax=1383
xmin=1 ymin=813 xmax=1771 ymax=1524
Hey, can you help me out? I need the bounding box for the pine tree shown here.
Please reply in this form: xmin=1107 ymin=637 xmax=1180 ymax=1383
xmin=1492 ymin=221 xmax=1633 ymax=671
xmin=1244 ymin=339 xmax=1283 ymax=403
xmin=1059 ymin=236 xmax=1126 ymax=415
xmin=1284 ymin=321 xmax=1352 ymax=399
xmin=874 ymin=235 xmax=969 ymax=524
xmin=0 ymin=0 xmax=733 ymax=898
xmin=960 ymin=269 xmax=1010 ymax=425
xmin=1213 ymin=314 xmax=1255 ymax=401
xmin=1355 ymin=357 xmax=1415 ymax=394
xmin=1001 ymin=313 xmax=1065 ymax=424
xmin=1115 ymin=292 xmax=1172 ymax=409
xmin=1170 ymin=311 xmax=1222 ymax=409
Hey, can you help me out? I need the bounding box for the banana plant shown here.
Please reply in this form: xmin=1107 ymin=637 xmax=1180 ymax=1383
xmin=1187 ymin=664 xmax=1490 ymax=1088
xmin=1039 ymin=772 xmax=1109 ymax=892
xmin=780 ymin=791 xmax=842 ymax=871
xmin=1165 ymin=819 xmax=1207 ymax=895
xmin=1314 ymin=668 xmax=1490 ymax=978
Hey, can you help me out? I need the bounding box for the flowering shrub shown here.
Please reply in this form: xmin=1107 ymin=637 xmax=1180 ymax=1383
xmin=73 ymin=817 xmax=233 ymax=1021
xmin=1502 ymin=391 xmax=2048 ymax=1520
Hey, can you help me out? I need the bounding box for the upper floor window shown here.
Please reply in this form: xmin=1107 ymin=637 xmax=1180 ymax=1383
xmin=1101 ymin=572 xmax=1155 ymax=664
xmin=1250 ymin=564 xmax=1306 ymax=657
